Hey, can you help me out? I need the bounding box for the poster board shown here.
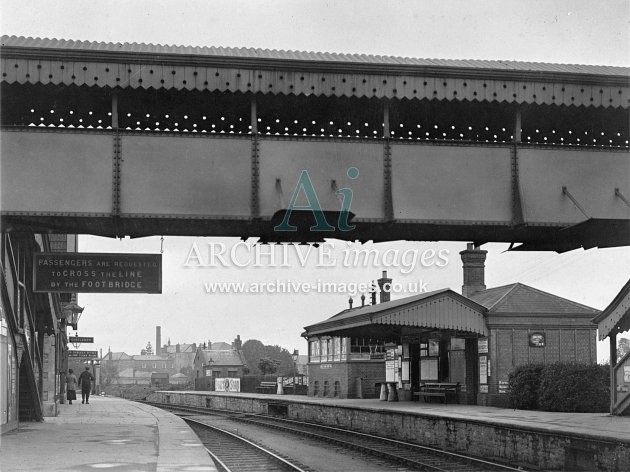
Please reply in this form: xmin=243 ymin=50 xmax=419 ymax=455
xmin=401 ymin=361 xmax=410 ymax=381
xmin=215 ymin=378 xmax=241 ymax=392
xmin=385 ymin=360 xmax=396 ymax=382
xmin=479 ymin=355 xmax=488 ymax=384
xmin=420 ymin=358 xmax=438 ymax=381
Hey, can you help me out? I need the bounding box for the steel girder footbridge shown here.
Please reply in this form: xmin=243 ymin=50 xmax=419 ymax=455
xmin=1 ymin=36 xmax=629 ymax=251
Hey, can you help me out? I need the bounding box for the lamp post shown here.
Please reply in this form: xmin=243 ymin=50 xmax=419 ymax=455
xmin=93 ymin=360 xmax=101 ymax=395
xmin=292 ymin=349 xmax=299 ymax=379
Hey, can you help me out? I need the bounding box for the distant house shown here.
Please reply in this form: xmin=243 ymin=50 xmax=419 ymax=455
xmin=162 ymin=342 xmax=197 ymax=375
xmin=102 ymin=351 xmax=133 ymax=373
xmin=101 ymin=350 xmax=174 ymax=384
xmin=193 ymin=348 xmax=247 ymax=380
xmin=130 ymin=354 xmax=174 ymax=374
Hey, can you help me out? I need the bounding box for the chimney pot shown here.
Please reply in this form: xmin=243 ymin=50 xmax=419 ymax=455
xmin=361 ymin=294 xmax=365 ymax=307
xmin=349 ymin=297 xmax=353 ymax=309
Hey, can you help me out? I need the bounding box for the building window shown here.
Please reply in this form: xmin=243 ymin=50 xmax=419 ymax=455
xmin=310 ymin=339 xmax=321 ymax=363
xmin=333 ymin=338 xmax=341 ymax=362
xmin=213 ymin=370 xmax=221 ymax=377
xmin=321 ymin=339 xmax=329 ymax=360
xmin=349 ymin=337 xmax=392 ymax=360
xmin=227 ymin=370 xmax=237 ymax=377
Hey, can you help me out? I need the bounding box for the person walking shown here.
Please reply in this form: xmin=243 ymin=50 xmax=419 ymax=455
xmin=66 ymin=369 xmax=78 ymax=405
xmin=78 ymin=366 xmax=94 ymax=404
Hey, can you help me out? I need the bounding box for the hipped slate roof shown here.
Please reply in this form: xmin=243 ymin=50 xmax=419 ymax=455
xmin=469 ymin=283 xmax=600 ymax=314
xmin=199 ymin=349 xmax=246 ymax=366
xmin=103 ymin=352 xmax=131 ymax=361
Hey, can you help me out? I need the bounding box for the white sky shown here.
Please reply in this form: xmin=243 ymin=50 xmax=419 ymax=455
xmin=2 ymin=0 xmax=629 ymax=359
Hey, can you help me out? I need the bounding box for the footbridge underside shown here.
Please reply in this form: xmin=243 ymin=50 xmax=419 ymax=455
xmin=1 ymin=36 xmax=629 ymax=251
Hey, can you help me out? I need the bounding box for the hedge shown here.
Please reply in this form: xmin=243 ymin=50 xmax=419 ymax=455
xmin=508 ymin=362 xmax=609 ymax=413
xmin=507 ymin=363 xmax=545 ymax=410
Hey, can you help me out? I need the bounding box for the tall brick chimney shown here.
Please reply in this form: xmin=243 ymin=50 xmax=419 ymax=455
xmin=460 ymin=243 xmax=488 ymax=297
xmin=155 ymin=326 xmax=161 ymax=356
xmin=377 ymin=270 xmax=392 ymax=303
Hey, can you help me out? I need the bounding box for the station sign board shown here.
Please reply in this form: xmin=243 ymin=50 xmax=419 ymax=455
xmin=33 ymin=253 xmax=162 ymax=293
xmin=69 ymin=336 xmax=94 ymax=344
xmin=68 ymin=350 xmax=98 ymax=358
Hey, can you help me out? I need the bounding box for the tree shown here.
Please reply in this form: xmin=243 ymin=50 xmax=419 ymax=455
xmin=141 ymin=341 xmax=153 ymax=356
xmin=618 ymin=338 xmax=630 ymax=360
xmin=242 ymin=339 xmax=296 ymax=376
xmin=257 ymin=357 xmax=279 ymax=375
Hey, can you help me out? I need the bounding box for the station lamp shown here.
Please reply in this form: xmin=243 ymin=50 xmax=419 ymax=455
xmin=63 ymin=303 xmax=84 ymax=331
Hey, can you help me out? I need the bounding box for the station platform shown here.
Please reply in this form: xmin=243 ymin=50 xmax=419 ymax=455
xmin=0 ymin=396 xmax=216 ymax=472
xmin=267 ymin=392 xmax=630 ymax=442
xmin=149 ymin=390 xmax=630 ymax=471
xmin=154 ymin=390 xmax=630 ymax=442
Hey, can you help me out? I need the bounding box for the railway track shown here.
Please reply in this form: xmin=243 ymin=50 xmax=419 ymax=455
xmin=184 ymin=416 xmax=309 ymax=472
xmin=145 ymin=401 xmax=526 ymax=471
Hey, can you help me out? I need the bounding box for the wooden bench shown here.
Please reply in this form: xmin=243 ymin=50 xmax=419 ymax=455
xmin=413 ymin=382 xmax=460 ymax=404
xmin=256 ymin=381 xmax=277 ymax=394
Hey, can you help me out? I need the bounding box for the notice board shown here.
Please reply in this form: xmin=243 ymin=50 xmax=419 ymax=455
xmin=34 ymin=253 xmax=162 ymax=293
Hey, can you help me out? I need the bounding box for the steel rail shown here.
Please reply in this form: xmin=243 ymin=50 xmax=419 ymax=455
xmin=184 ymin=416 xmax=308 ymax=472
xmin=205 ymin=446 xmax=233 ymax=472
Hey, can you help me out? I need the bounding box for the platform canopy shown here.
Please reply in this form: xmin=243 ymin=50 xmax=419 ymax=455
xmin=593 ymin=279 xmax=630 ymax=340
xmin=303 ymin=289 xmax=488 ymax=338
xmin=1 ymin=35 xmax=629 ymax=108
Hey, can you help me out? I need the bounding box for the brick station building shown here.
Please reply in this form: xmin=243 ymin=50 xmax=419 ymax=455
xmin=302 ymin=245 xmax=599 ymax=406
